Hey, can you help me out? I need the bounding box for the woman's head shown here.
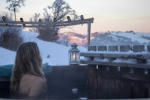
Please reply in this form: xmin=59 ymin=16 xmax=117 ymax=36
xmin=11 ymin=42 xmax=44 ymax=94
xmin=15 ymin=42 xmax=42 ymax=75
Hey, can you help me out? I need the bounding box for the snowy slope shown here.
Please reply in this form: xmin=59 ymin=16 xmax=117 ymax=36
xmin=0 ymin=31 xmax=86 ymax=66
xmin=91 ymin=31 xmax=150 ymax=45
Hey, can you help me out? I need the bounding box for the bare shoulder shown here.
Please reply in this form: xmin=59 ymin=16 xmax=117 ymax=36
xmin=22 ymin=74 xmax=46 ymax=83
xmin=21 ymin=74 xmax=47 ymax=97
xmin=33 ymin=76 xmax=46 ymax=85
xmin=28 ymin=75 xmax=47 ymax=97
xmin=26 ymin=75 xmax=46 ymax=88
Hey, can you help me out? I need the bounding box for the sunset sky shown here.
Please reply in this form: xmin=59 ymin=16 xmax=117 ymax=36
xmin=0 ymin=0 xmax=150 ymax=34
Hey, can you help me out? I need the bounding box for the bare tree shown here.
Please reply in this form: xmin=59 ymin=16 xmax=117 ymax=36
xmin=29 ymin=13 xmax=40 ymax=32
xmin=6 ymin=0 xmax=25 ymax=21
xmin=0 ymin=14 xmax=23 ymax=50
xmin=38 ymin=0 xmax=78 ymax=41
xmin=46 ymin=0 xmax=78 ymax=22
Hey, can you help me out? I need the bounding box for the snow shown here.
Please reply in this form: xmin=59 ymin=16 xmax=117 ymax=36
xmin=91 ymin=31 xmax=150 ymax=45
xmin=111 ymin=32 xmax=150 ymax=44
xmin=0 ymin=31 xmax=86 ymax=66
xmin=94 ymin=57 xmax=137 ymax=64
xmin=0 ymin=47 xmax=16 ymax=65
xmin=87 ymin=50 xmax=149 ymax=54
xmin=94 ymin=57 xmax=109 ymax=62
xmin=113 ymin=58 xmax=137 ymax=64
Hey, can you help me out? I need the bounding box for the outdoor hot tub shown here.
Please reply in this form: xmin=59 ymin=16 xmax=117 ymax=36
xmin=0 ymin=64 xmax=88 ymax=99
xmin=0 ymin=64 xmax=52 ymax=98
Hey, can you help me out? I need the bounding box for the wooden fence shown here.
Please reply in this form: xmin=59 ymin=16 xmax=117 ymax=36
xmin=80 ymin=45 xmax=150 ymax=69
xmin=88 ymin=65 xmax=150 ymax=99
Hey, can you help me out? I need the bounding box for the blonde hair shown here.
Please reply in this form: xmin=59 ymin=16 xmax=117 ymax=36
xmin=10 ymin=42 xmax=44 ymax=95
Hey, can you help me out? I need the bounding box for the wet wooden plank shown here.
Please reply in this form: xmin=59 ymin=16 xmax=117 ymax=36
xmin=97 ymin=46 xmax=107 ymax=51
xmin=133 ymin=45 xmax=145 ymax=52
xmin=120 ymin=45 xmax=131 ymax=52
xmin=87 ymin=65 xmax=97 ymax=99
xmin=88 ymin=46 xmax=96 ymax=51
xmin=108 ymin=45 xmax=118 ymax=52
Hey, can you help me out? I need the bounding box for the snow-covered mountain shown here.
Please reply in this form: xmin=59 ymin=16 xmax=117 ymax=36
xmin=91 ymin=31 xmax=150 ymax=45
xmin=59 ymin=32 xmax=87 ymax=45
xmin=58 ymin=31 xmax=150 ymax=46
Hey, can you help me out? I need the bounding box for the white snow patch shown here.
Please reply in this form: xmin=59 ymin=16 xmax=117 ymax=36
xmin=0 ymin=47 xmax=16 ymax=65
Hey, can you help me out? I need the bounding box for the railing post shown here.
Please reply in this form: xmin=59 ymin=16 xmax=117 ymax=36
xmin=87 ymin=23 xmax=91 ymax=46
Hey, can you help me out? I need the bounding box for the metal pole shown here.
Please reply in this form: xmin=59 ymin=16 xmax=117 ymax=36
xmin=87 ymin=23 xmax=91 ymax=46
xmin=14 ymin=8 xmax=16 ymax=21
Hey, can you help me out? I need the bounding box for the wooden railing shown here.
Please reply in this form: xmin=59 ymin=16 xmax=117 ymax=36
xmin=0 ymin=18 xmax=94 ymax=28
xmin=80 ymin=45 xmax=150 ymax=69
xmin=88 ymin=45 xmax=150 ymax=52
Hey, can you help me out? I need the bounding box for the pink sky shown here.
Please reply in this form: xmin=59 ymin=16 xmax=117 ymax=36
xmin=0 ymin=0 xmax=150 ymax=34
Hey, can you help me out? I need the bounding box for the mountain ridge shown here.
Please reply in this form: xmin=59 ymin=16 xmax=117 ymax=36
xmin=59 ymin=31 xmax=150 ymax=46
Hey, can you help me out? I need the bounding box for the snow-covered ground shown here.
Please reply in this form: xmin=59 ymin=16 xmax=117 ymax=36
xmin=0 ymin=47 xmax=16 ymax=65
xmin=0 ymin=31 xmax=86 ymax=66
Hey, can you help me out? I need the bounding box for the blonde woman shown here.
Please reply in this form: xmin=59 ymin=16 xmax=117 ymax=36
xmin=10 ymin=42 xmax=47 ymax=99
